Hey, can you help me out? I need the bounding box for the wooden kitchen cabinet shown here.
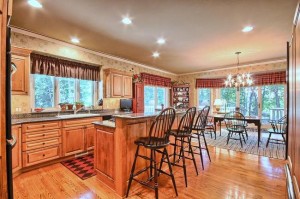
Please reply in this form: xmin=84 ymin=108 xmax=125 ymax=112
xmin=62 ymin=117 xmax=102 ymax=156
xmin=62 ymin=127 xmax=85 ymax=156
xmin=86 ymin=125 xmax=96 ymax=150
xmin=112 ymin=73 xmax=123 ymax=97
xmin=104 ymin=68 xmax=132 ymax=98
xmin=11 ymin=47 xmax=31 ymax=95
xmin=94 ymin=127 xmax=115 ymax=189
xmin=12 ymin=125 xmax=22 ymax=174
xmin=132 ymin=83 xmax=144 ymax=113
xmin=22 ymin=121 xmax=62 ymax=167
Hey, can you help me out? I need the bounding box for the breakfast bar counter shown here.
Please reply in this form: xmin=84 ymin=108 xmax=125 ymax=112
xmin=93 ymin=111 xmax=185 ymax=197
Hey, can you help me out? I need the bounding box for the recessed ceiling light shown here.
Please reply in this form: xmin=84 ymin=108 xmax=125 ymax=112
xmin=157 ymin=38 xmax=166 ymax=45
xmin=71 ymin=37 xmax=80 ymax=44
xmin=121 ymin=17 xmax=132 ymax=25
xmin=27 ymin=0 xmax=42 ymax=8
xmin=242 ymin=26 xmax=254 ymax=32
xmin=152 ymin=52 xmax=160 ymax=58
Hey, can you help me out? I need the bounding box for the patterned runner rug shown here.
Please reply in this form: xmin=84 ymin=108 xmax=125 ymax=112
xmin=200 ymin=129 xmax=286 ymax=159
xmin=61 ymin=154 xmax=96 ymax=180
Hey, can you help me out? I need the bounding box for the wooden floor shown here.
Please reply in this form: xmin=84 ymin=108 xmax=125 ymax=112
xmin=13 ymin=146 xmax=286 ymax=199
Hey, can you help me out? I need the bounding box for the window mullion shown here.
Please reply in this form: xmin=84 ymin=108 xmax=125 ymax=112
xmin=76 ymin=79 xmax=80 ymax=102
xmin=55 ymin=77 xmax=59 ymax=108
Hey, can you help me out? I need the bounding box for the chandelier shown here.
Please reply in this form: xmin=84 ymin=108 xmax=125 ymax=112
xmin=225 ymin=52 xmax=253 ymax=88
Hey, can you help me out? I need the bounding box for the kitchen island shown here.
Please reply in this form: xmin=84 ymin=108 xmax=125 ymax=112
xmin=93 ymin=111 xmax=185 ymax=197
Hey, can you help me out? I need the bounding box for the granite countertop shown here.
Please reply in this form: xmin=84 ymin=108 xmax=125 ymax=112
xmin=113 ymin=110 xmax=186 ymax=119
xmin=11 ymin=111 xmax=117 ymax=125
xmin=93 ymin=121 xmax=116 ymax=128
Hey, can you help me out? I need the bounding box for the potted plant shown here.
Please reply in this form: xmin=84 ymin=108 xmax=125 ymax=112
xmin=58 ymin=103 xmax=67 ymax=111
xmin=66 ymin=103 xmax=74 ymax=110
xmin=132 ymin=74 xmax=142 ymax=83
xmin=75 ymin=101 xmax=84 ymax=110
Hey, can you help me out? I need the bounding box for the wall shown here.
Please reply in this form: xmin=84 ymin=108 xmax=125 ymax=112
xmin=11 ymin=31 xmax=177 ymax=113
xmin=288 ymin=2 xmax=300 ymax=196
xmin=11 ymin=31 xmax=287 ymax=114
xmin=177 ymin=61 xmax=287 ymax=107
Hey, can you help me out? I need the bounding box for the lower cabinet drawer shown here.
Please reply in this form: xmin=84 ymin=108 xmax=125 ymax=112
xmin=23 ymin=145 xmax=61 ymax=167
xmin=22 ymin=137 xmax=61 ymax=151
xmin=22 ymin=129 xmax=61 ymax=142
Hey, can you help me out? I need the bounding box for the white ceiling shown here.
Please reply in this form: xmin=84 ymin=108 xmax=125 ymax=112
xmin=11 ymin=0 xmax=297 ymax=74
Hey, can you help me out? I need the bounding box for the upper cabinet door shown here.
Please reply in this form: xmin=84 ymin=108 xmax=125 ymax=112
xmin=111 ymin=73 xmax=123 ymax=97
xmin=11 ymin=47 xmax=31 ymax=95
xmin=11 ymin=56 xmax=28 ymax=94
xmin=123 ymin=76 xmax=132 ymax=98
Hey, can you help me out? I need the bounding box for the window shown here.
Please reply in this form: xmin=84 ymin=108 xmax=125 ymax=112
xmin=261 ymin=85 xmax=285 ymax=122
xmin=198 ymin=88 xmax=211 ymax=109
xmin=212 ymin=84 xmax=286 ymax=125
xmin=240 ymin=87 xmax=258 ymax=116
xmin=79 ymin=80 xmax=94 ymax=106
xmin=220 ymin=87 xmax=236 ymax=111
xmin=58 ymin=77 xmax=76 ymax=104
xmin=33 ymin=74 xmax=97 ymax=108
xmin=34 ymin=74 xmax=55 ymax=108
xmin=144 ymin=86 xmax=169 ymax=112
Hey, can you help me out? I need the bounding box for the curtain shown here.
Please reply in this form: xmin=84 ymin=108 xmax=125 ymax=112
xmin=140 ymin=72 xmax=171 ymax=87
xmin=252 ymin=71 xmax=286 ymax=86
xmin=31 ymin=53 xmax=58 ymax=76
xmin=196 ymin=71 xmax=286 ymax=88
xmin=196 ymin=78 xmax=225 ymax=88
xmin=31 ymin=53 xmax=101 ymax=81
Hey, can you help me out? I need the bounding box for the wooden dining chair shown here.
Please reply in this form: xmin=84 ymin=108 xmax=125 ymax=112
xmin=266 ymin=115 xmax=287 ymax=147
xmin=224 ymin=111 xmax=247 ymax=147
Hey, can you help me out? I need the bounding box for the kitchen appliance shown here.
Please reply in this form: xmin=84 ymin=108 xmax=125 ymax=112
xmin=6 ymin=25 xmax=16 ymax=199
xmin=120 ymin=99 xmax=132 ymax=112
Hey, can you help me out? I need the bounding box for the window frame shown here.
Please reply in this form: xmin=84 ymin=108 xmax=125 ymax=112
xmin=31 ymin=74 xmax=99 ymax=110
xmin=197 ymin=88 xmax=212 ymax=109
xmin=144 ymin=85 xmax=169 ymax=112
xmin=210 ymin=84 xmax=286 ymax=126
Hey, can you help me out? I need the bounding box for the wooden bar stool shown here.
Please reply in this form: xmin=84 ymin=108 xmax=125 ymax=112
xmin=162 ymin=107 xmax=198 ymax=187
xmin=126 ymin=108 xmax=178 ymax=199
xmin=191 ymin=106 xmax=211 ymax=170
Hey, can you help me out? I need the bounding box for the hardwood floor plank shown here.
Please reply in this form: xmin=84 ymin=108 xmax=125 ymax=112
xmin=13 ymin=146 xmax=286 ymax=199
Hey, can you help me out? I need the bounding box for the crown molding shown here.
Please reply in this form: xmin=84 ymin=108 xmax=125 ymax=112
xmin=179 ymin=58 xmax=287 ymax=76
xmin=11 ymin=26 xmax=177 ymax=76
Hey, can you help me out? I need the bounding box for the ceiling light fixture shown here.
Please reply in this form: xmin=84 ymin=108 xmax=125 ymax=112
xmin=27 ymin=0 xmax=43 ymax=8
xmin=71 ymin=37 xmax=80 ymax=44
xmin=157 ymin=38 xmax=166 ymax=45
xmin=225 ymin=52 xmax=253 ymax=90
xmin=152 ymin=52 xmax=160 ymax=58
xmin=121 ymin=17 xmax=132 ymax=25
xmin=242 ymin=26 xmax=254 ymax=32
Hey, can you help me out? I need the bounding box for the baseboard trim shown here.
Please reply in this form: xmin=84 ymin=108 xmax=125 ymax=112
xmin=288 ymin=155 xmax=293 ymax=171
xmin=293 ymin=176 xmax=300 ymax=199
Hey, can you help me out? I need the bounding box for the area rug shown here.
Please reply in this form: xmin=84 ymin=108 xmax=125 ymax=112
xmin=197 ymin=129 xmax=286 ymax=159
xmin=61 ymin=154 xmax=96 ymax=180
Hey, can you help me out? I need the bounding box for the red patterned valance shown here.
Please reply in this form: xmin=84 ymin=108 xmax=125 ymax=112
xmin=196 ymin=78 xmax=225 ymax=88
xmin=141 ymin=73 xmax=171 ymax=87
xmin=196 ymin=71 xmax=286 ymax=88
xmin=252 ymin=71 xmax=286 ymax=86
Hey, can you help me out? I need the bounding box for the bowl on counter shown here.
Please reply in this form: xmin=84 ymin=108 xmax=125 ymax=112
xmin=34 ymin=108 xmax=44 ymax=112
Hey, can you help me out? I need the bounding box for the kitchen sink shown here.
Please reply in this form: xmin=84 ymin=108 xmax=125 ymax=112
xmin=56 ymin=113 xmax=99 ymax=119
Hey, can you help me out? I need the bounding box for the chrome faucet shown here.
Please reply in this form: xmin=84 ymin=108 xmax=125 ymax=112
xmin=74 ymin=106 xmax=85 ymax=114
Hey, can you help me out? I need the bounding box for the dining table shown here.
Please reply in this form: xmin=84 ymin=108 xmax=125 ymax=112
xmin=213 ymin=114 xmax=262 ymax=147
